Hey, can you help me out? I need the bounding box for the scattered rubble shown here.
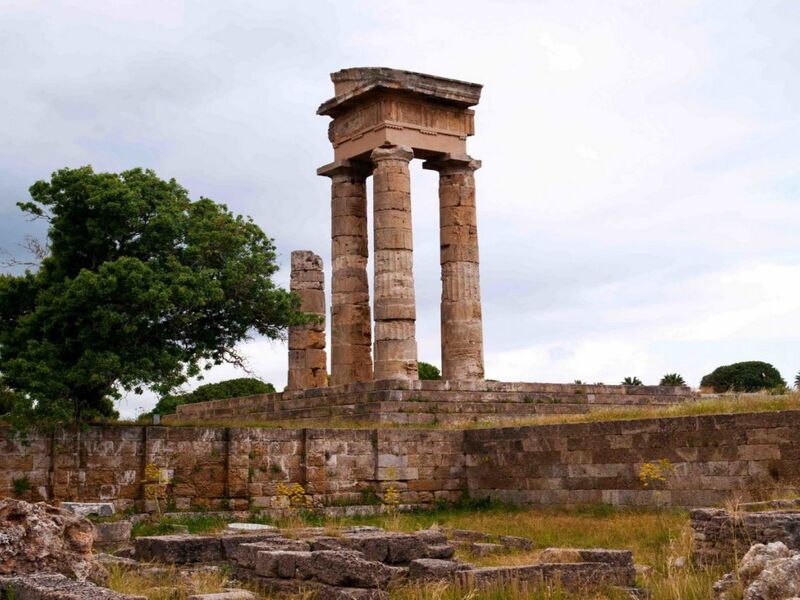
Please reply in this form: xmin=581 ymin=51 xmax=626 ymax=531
xmin=0 ymin=499 xmax=102 ymax=582
xmin=713 ymin=541 xmax=800 ymax=600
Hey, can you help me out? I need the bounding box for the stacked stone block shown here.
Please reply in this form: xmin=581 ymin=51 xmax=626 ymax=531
xmin=424 ymin=154 xmax=484 ymax=380
xmin=371 ymin=144 xmax=418 ymax=381
xmin=287 ymin=251 xmax=328 ymax=391
xmin=318 ymin=161 xmax=373 ymax=386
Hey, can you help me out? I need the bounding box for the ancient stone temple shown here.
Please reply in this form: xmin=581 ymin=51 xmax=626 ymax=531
xmin=317 ymin=67 xmax=485 ymax=385
xmin=174 ymin=67 xmax=697 ymax=426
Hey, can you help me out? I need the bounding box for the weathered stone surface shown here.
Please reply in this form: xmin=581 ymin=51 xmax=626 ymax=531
xmin=93 ymin=522 xmax=132 ymax=547
xmin=423 ymin=154 xmax=484 ymax=381
xmin=0 ymin=499 xmax=98 ymax=582
xmin=319 ymin=161 xmax=373 ymax=386
xmin=499 ymin=535 xmax=535 ymax=551
xmin=134 ymin=535 xmax=222 ymax=564
xmin=739 ymin=542 xmax=795 ymax=585
xmin=225 ymin=523 xmax=277 ymax=533
xmin=287 ymin=250 xmax=328 ymax=391
xmin=467 ymin=543 xmax=504 ymax=557
xmin=0 ymin=573 xmax=146 ymax=600
xmin=296 ymin=550 xmax=395 ymax=588
xmin=61 ymin=502 xmax=115 ymax=518
xmin=219 ymin=532 xmax=285 ymax=562
xmin=255 ymin=550 xmax=312 ymax=578
xmin=229 ymin=539 xmax=310 ymax=570
xmin=371 ymin=144 xmax=417 ymax=381
xmin=408 ymin=558 xmax=469 ymax=580
xmin=744 ymin=554 xmax=800 ymax=599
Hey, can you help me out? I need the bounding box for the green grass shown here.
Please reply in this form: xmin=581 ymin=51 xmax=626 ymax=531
xmin=131 ymin=513 xmax=274 ymax=538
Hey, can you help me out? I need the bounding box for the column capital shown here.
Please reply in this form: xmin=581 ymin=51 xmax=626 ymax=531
xmin=422 ymin=153 xmax=481 ymax=173
xmin=370 ymin=144 xmax=414 ymax=163
xmin=317 ymin=159 xmax=370 ymax=179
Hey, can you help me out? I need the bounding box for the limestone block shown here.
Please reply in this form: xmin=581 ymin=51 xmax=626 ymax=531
xmin=287 ymin=250 xmax=327 ymax=391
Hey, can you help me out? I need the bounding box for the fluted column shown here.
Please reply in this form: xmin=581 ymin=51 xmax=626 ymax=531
xmin=318 ymin=160 xmax=373 ymax=385
xmin=371 ymin=144 xmax=418 ymax=380
xmin=423 ymin=154 xmax=484 ymax=380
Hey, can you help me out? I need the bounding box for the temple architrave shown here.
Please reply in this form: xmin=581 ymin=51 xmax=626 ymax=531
xmin=316 ymin=67 xmax=485 ymax=385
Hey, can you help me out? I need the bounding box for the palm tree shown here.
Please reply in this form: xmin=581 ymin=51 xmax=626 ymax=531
xmin=621 ymin=376 xmax=643 ymax=386
xmin=660 ymin=373 xmax=686 ymax=386
xmin=795 ymin=370 xmax=800 ymax=390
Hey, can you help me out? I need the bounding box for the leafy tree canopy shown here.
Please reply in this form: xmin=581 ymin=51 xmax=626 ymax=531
xmin=0 ymin=166 xmax=304 ymax=428
xmin=700 ymin=361 xmax=785 ymax=393
xmin=621 ymin=376 xmax=643 ymax=386
xmin=149 ymin=377 xmax=276 ymax=416
xmin=418 ymin=362 xmax=441 ymax=381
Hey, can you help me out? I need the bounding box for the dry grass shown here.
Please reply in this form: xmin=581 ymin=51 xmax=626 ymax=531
xmin=161 ymin=392 xmax=800 ymax=431
xmin=340 ymin=505 xmax=727 ymax=600
xmin=106 ymin=563 xmax=231 ymax=600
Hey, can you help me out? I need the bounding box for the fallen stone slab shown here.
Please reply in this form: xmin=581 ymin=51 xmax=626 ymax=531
xmin=448 ymin=529 xmax=490 ymax=542
xmin=424 ymin=544 xmax=455 ymax=559
xmin=230 ymin=539 xmax=311 ymax=569
xmin=499 ymin=535 xmax=535 ymax=551
xmin=187 ymin=590 xmax=255 ymax=600
xmin=295 ymin=550 xmax=396 ymax=588
xmin=455 ymin=561 xmax=635 ymax=590
xmin=225 ymin=523 xmax=277 ymax=533
xmin=0 ymin=573 xmax=145 ymax=600
xmin=134 ymin=535 xmax=223 ymax=564
xmin=408 ymin=558 xmax=471 ymax=580
xmin=60 ymin=502 xmax=115 ymax=518
xmin=255 ymin=550 xmax=313 ymax=578
xmin=93 ymin=522 xmax=132 ymax=547
xmin=538 ymin=547 xmax=634 ymax=568
xmin=220 ymin=532 xmax=284 ymax=560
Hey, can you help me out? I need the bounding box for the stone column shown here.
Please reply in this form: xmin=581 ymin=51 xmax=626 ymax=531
xmin=371 ymin=144 xmax=418 ymax=380
xmin=423 ymin=154 xmax=484 ymax=380
xmin=318 ymin=161 xmax=373 ymax=385
xmin=287 ymin=251 xmax=328 ymax=390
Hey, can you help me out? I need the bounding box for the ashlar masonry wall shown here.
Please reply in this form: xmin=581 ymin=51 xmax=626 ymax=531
xmin=2 ymin=410 xmax=799 ymax=511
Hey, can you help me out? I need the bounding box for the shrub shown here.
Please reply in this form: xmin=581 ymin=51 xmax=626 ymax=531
xmin=621 ymin=376 xmax=642 ymax=386
xmin=418 ymin=362 xmax=441 ymax=380
xmin=700 ymin=361 xmax=785 ymax=393
xmin=659 ymin=373 xmax=685 ymax=386
xmin=150 ymin=377 xmax=276 ymax=416
xmin=12 ymin=476 xmax=31 ymax=497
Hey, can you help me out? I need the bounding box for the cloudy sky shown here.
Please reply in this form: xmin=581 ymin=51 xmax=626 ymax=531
xmin=1 ymin=0 xmax=798 ymax=418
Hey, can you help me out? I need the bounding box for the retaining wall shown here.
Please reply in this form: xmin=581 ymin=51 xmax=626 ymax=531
xmin=2 ymin=410 xmax=798 ymax=512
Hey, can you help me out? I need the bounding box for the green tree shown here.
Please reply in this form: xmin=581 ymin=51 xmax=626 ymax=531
xmin=0 ymin=379 xmax=17 ymax=416
xmin=700 ymin=361 xmax=785 ymax=393
xmin=418 ymin=362 xmax=441 ymax=380
xmin=795 ymin=370 xmax=800 ymax=390
xmin=0 ymin=166 xmax=304 ymax=428
xmin=621 ymin=376 xmax=643 ymax=386
xmin=659 ymin=373 xmax=686 ymax=386
xmin=150 ymin=377 xmax=276 ymax=416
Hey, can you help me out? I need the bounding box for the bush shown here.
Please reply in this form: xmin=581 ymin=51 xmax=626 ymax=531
xmin=659 ymin=373 xmax=685 ymax=386
xmin=151 ymin=377 xmax=275 ymax=416
xmin=621 ymin=376 xmax=642 ymax=386
xmin=700 ymin=361 xmax=785 ymax=393
xmin=418 ymin=362 xmax=441 ymax=380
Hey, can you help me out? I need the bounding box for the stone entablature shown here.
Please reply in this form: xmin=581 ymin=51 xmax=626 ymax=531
xmin=318 ymin=67 xmax=481 ymax=161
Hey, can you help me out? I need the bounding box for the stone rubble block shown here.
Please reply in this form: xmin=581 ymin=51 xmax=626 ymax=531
xmin=134 ymin=535 xmax=223 ymax=564
xmin=0 ymin=573 xmax=145 ymax=600
xmin=61 ymin=502 xmax=115 ymax=518
xmin=295 ymin=550 xmax=396 ymax=588
xmin=408 ymin=558 xmax=471 ymax=580
xmin=255 ymin=550 xmax=313 ymax=578
xmin=220 ymin=532 xmax=284 ymax=561
xmin=230 ymin=539 xmax=311 ymax=570
xmin=226 ymin=523 xmax=278 ymax=533
xmin=93 ymin=521 xmax=132 ymax=547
